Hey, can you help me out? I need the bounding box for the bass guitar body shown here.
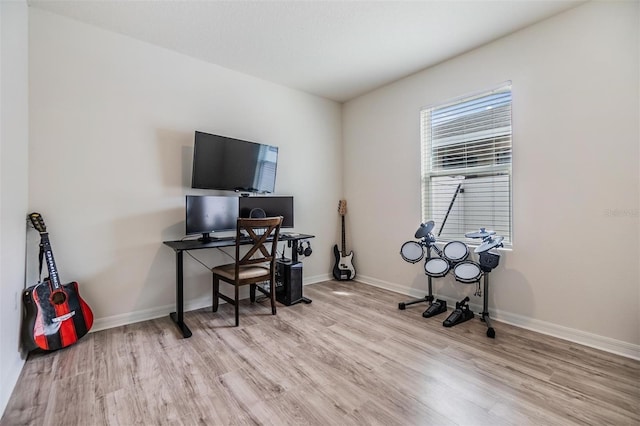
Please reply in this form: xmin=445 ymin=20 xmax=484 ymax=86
xmin=332 ymin=244 xmax=356 ymax=281
xmin=22 ymin=279 xmax=94 ymax=351
xmin=22 ymin=212 xmax=94 ymax=352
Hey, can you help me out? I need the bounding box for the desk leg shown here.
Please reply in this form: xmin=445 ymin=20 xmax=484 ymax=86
xmin=169 ymin=250 xmax=192 ymax=338
xmin=290 ymin=240 xmax=299 ymax=263
xmin=293 ymin=241 xmax=311 ymax=304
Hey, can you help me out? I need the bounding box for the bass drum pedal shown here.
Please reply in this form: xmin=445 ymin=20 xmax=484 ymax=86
xmin=443 ymin=297 xmax=474 ymax=327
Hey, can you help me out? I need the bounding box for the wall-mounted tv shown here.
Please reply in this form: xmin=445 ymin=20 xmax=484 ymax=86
xmin=191 ymin=131 xmax=278 ymax=193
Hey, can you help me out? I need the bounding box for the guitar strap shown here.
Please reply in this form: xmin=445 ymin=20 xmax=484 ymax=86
xmin=37 ymin=239 xmax=44 ymax=283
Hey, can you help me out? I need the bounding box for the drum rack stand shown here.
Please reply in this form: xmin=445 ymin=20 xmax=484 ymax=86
xmin=479 ymin=269 xmax=495 ymax=338
xmin=439 ymin=269 xmax=496 ymax=338
xmin=398 ymin=245 xmax=497 ymax=338
xmin=397 ymin=246 xmax=448 ymax=317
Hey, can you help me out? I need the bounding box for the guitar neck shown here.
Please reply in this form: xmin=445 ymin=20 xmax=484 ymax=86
xmin=341 ymin=215 xmax=346 ymax=253
xmin=40 ymin=234 xmax=62 ymax=290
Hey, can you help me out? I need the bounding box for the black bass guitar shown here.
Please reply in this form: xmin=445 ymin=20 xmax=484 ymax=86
xmin=332 ymin=200 xmax=356 ymax=280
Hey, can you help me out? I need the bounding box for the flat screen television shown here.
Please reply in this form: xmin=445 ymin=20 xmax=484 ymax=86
xmin=191 ymin=131 xmax=278 ymax=193
xmin=239 ymin=196 xmax=294 ymax=228
xmin=185 ymin=195 xmax=239 ymax=242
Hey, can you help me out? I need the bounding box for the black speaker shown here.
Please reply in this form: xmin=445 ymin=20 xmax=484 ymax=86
xmin=276 ymin=260 xmax=303 ymax=306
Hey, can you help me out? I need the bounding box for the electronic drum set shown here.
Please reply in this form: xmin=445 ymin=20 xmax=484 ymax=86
xmin=398 ymin=221 xmax=504 ymax=338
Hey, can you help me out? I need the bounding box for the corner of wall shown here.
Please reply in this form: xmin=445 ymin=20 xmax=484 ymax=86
xmin=0 ymin=0 xmax=29 ymax=419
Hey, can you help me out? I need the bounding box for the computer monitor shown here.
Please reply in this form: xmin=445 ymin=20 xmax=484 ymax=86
xmin=185 ymin=195 xmax=239 ymax=242
xmin=239 ymin=196 xmax=294 ymax=228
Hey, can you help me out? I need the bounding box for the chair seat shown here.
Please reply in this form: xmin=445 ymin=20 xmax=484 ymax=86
xmin=211 ymin=262 xmax=271 ymax=281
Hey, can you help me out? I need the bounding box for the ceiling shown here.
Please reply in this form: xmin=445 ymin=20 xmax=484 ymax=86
xmin=28 ymin=0 xmax=584 ymax=103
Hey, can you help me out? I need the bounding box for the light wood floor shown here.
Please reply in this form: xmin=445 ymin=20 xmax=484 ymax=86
xmin=2 ymin=281 xmax=639 ymax=425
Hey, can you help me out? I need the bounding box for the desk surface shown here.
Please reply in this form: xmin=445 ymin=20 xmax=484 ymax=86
xmin=163 ymin=233 xmax=314 ymax=251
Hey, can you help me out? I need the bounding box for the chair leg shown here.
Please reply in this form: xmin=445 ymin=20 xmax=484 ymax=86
xmin=234 ymin=284 xmax=240 ymax=327
xmin=250 ymin=284 xmax=256 ymax=303
xmin=270 ymin=279 xmax=277 ymax=315
xmin=212 ymin=275 xmax=219 ymax=312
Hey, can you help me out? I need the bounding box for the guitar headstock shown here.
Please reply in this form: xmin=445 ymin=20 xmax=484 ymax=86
xmin=28 ymin=212 xmax=47 ymax=234
xmin=337 ymin=200 xmax=347 ymax=216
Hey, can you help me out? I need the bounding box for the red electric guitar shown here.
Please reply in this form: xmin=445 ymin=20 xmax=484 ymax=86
xmin=22 ymin=213 xmax=93 ymax=351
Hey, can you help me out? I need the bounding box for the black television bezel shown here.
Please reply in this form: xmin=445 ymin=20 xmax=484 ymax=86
xmin=191 ymin=131 xmax=278 ymax=194
xmin=239 ymin=196 xmax=294 ymax=228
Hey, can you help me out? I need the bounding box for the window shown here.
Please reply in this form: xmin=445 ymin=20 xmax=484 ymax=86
xmin=420 ymin=84 xmax=512 ymax=247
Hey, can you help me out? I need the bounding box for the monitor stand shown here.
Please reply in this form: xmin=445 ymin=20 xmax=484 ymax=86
xmin=198 ymin=232 xmax=213 ymax=243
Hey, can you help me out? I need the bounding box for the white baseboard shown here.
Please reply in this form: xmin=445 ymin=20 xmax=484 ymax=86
xmin=92 ymin=295 xmax=213 ymax=332
xmin=357 ymin=274 xmax=640 ymax=361
xmin=92 ymin=274 xmax=332 ymax=333
xmin=303 ymin=273 xmax=332 ymax=285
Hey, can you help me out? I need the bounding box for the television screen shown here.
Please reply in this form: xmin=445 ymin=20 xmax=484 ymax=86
xmin=191 ymin=131 xmax=278 ymax=193
xmin=239 ymin=196 xmax=294 ymax=228
xmin=185 ymin=195 xmax=239 ymax=241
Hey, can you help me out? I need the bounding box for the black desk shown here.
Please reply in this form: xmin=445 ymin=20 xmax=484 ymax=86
xmin=163 ymin=233 xmax=314 ymax=337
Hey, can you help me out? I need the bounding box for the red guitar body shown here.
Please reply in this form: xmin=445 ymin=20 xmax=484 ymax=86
xmin=22 ymin=280 xmax=93 ymax=351
xmin=22 ymin=213 xmax=93 ymax=352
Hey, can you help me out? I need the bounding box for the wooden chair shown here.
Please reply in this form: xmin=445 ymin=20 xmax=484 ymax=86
xmin=211 ymin=216 xmax=283 ymax=326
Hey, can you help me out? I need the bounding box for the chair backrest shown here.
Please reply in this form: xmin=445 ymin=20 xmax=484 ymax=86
xmin=235 ymin=216 xmax=283 ymax=270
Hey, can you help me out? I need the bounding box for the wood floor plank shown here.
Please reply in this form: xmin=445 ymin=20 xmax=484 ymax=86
xmin=96 ymin=387 xmax=149 ymax=426
xmin=2 ymin=280 xmax=639 ymax=426
xmin=42 ymin=371 xmax=96 ymax=426
xmin=0 ymin=352 xmax=57 ymax=425
xmin=268 ymin=384 xmax=361 ymax=426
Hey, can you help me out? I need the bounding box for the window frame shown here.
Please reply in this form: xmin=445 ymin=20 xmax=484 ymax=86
xmin=420 ymin=83 xmax=513 ymax=248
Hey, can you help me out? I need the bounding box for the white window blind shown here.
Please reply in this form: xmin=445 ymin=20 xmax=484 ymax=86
xmin=421 ymin=84 xmax=512 ymax=246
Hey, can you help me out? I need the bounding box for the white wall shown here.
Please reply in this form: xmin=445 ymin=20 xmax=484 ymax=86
xmin=28 ymin=8 xmax=342 ymax=329
xmin=343 ymin=1 xmax=639 ymax=356
xmin=0 ymin=0 xmax=29 ymax=417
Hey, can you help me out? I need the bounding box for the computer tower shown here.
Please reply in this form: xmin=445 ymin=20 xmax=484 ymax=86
xmin=276 ymin=260 xmax=303 ymax=306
